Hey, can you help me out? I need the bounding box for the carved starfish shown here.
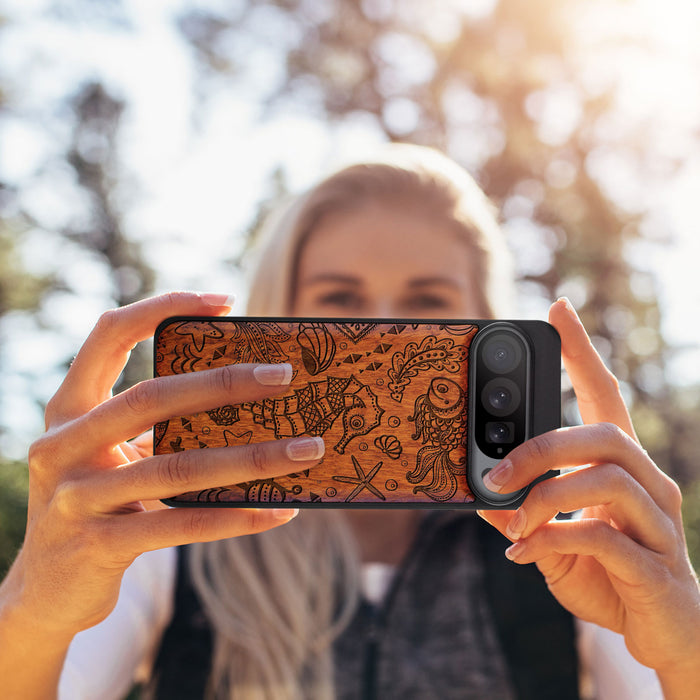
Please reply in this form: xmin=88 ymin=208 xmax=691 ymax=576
xmin=333 ymin=456 xmax=385 ymax=502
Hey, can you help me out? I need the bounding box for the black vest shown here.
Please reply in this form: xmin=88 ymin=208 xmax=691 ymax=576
xmin=148 ymin=514 xmax=579 ymax=699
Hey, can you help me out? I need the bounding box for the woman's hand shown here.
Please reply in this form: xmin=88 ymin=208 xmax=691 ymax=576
xmin=1 ymin=292 xmax=324 ymax=649
xmin=478 ymin=298 xmax=700 ymax=696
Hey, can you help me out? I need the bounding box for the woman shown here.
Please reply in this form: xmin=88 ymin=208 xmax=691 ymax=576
xmin=0 ymin=145 xmax=698 ymax=699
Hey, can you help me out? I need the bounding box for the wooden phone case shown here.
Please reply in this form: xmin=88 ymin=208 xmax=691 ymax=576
xmin=153 ymin=317 xmax=560 ymax=508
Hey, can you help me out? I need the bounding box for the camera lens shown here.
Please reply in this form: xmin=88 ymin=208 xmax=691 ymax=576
xmin=489 ymin=387 xmax=510 ymax=411
xmin=482 ymin=334 xmax=523 ymax=374
xmin=486 ymin=421 xmax=514 ymax=444
xmin=481 ymin=378 xmax=521 ymax=417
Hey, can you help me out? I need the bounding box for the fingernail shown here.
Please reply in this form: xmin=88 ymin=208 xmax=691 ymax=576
xmin=557 ymin=296 xmax=578 ymax=319
xmin=506 ymin=509 xmax=527 ymax=540
xmin=505 ymin=541 xmax=527 ymax=561
xmin=199 ymin=293 xmax=236 ymax=310
xmin=483 ymin=460 xmax=512 ymax=493
xmin=286 ymin=436 xmax=325 ymax=461
xmin=254 ymin=363 xmax=293 ymax=386
xmin=273 ymin=508 xmax=299 ymax=521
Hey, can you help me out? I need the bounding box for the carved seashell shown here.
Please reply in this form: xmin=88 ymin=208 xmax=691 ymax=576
xmin=246 ymin=479 xmax=287 ymax=503
xmin=297 ymin=323 xmax=336 ymax=375
xmin=374 ymin=434 xmax=403 ymax=460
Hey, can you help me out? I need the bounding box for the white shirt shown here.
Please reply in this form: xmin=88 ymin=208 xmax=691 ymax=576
xmin=59 ymin=548 xmax=663 ymax=700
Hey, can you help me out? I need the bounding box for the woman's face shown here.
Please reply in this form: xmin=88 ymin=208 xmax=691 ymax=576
xmin=292 ymin=202 xmax=485 ymax=319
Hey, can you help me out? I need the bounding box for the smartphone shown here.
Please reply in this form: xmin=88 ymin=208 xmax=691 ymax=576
xmin=153 ymin=317 xmax=560 ymax=509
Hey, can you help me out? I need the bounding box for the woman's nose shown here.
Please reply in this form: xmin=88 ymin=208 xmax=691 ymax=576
xmin=365 ymin=300 xmax=398 ymax=318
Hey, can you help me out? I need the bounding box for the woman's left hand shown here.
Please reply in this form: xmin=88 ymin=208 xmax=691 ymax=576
xmin=478 ymin=298 xmax=700 ymax=696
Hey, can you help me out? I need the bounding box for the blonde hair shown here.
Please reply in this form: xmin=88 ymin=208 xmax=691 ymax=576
xmin=188 ymin=144 xmax=514 ymax=699
xmin=189 ymin=512 xmax=359 ymax=700
xmin=246 ymin=143 xmax=514 ymax=317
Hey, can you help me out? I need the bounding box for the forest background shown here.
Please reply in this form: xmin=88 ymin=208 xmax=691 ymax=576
xmin=1 ymin=0 xmax=700 ymax=574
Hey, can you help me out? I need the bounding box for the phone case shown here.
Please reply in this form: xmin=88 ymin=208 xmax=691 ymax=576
xmin=153 ymin=317 xmax=560 ymax=509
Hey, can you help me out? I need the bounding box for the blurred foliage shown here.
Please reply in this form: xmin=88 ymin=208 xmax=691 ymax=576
xmin=0 ymin=17 xmax=156 ymax=568
xmin=0 ymin=0 xmax=699 ymax=571
xmin=682 ymin=477 xmax=700 ymax=572
xmin=175 ymin=0 xmax=700 ymax=486
xmin=0 ymin=223 xmax=54 ymax=316
xmin=62 ymin=81 xmax=157 ymax=391
xmin=0 ymin=459 xmax=28 ymax=577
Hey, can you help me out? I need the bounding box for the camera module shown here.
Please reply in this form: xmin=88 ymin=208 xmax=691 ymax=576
xmin=469 ymin=323 xmax=531 ymax=463
xmin=467 ymin=320 xmax=559 ymax=507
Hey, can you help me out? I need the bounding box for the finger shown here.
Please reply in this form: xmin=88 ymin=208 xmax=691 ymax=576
xmin=548 ymin=298 xmax=636 ymax=439
xmin=503 ymin=518 xmax=662 ymax=588
xmin=47 ymin=292 xmax=235 ymax=424
xmin=119 ymin=431 xmax=152 ymax=461
xmin=483 ymin=423 xmax=681 ymax=515
xmin=119 ymin=440 xmax=143 ymax=462
xmin=126 ymin=431 xmax=153 ymax=460
xmin=504 ymin=464 xmax=676 ymax=554
xmin=476 ymin=509 xmax=516 ymax=540
xmin=85 ymin=436 xmax=325 ymax=508
xmin=109 ymin=506 xmax=300 ymax=557
xmin=65 ymin=362 xmax=293 ymax=457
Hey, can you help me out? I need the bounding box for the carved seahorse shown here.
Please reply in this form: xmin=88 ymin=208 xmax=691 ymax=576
xmin=242 ymin=375 xmax=383 ymax=454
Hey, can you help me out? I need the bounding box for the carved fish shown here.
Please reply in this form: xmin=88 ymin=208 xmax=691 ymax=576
xmin=406 ymin=377 xmax=468 ymax=502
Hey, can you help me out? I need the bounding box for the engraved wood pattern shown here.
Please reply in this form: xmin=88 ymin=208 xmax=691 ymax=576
xmin=154 ymin=319 xmax=479 ymax=505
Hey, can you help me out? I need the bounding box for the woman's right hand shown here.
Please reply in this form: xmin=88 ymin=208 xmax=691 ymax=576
xmin=1 ymin=292 xmax=324 ymax=642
